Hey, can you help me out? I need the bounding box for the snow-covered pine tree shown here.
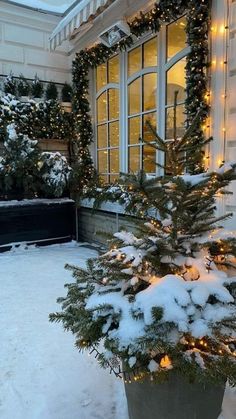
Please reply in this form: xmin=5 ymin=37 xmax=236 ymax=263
xmin=3 ymin=72 xmax=17 ymax=96
xmin=2 ymin=123 xmax=40 ymax=197
xmin=17 ymin=74 xmax=30 ymax=98
xmin=50 ymin=115 xmax=236 ymax=385
xmin=31 ymin=74 xmax=44 ymax=99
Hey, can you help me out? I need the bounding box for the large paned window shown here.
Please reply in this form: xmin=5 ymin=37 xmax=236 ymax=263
xmin=95 ymin=16 xmax=188 ymax=182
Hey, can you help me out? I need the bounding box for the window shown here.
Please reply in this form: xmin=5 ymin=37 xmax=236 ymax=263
xmin=95 ymin=16 xmax=188 ymax=182
xmin=96 ymin=55 xmax=120 ymax=183
xmin=166 ymin=58 xmax=186 ymax=140
xmin=127 ymin=38 xmax=158 ymax=173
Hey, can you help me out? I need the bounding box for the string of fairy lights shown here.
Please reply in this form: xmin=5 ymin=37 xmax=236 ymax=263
xmin=80 ymin=333 xmax=236 ymax=383
xmin=222 ymin=0 xmax=230 ymax=163
xmin=205 ymin=0 xmax=230 ymax=169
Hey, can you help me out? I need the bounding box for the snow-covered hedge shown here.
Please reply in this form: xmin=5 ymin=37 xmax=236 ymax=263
xmin=0 ymin=92 xmax=74 ymax=141
xmin=0 ymin=123 xmax=72 ymax=198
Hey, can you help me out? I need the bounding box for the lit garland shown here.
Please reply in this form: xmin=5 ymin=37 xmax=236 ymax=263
xmin=72 ymin=0 xmax=211 ymax=188
xmin=0 ymin=98 xmax=75 ymax=143
xmin=79 ymin=334 xmax=236 ymax=384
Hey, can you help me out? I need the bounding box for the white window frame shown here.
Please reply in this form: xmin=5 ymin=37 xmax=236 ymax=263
xmin=93 ymin=21 xmax=190 ymax=180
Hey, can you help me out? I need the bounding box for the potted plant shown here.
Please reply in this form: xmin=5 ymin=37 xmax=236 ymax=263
xmin=3 ymin=72 xmax=17 ymax=96
xmin=45 ymin=81 xmax=58 ymax=101
xmin=17 ymin=74 xmax=30 ymax=102
xmin=50 ymin=114 xmax=236 ymax=418
xmin=31 ymin=75 xmax=44 ymax=102
xmin=61 ymin=82 xmax=73 ymax=112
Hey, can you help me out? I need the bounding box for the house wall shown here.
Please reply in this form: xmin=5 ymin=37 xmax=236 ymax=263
xmin=77 ymin=0 xmax=236 ymax=244
xmin=211 ymin=0 xmax=236 ymax=229
xmin=0 ymin=2 xmax=71 ymax=84
xmin=225 ymin=0 xmax=236 ymax=227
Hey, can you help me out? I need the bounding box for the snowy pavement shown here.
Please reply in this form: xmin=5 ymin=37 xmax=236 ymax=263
xmin=0 ymin=242 xmax=235 ymax=419
xmin=0 ymin=242 xmax=128 ymax=419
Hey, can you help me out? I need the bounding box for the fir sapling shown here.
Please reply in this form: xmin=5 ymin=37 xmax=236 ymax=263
xmin=46 ymin=81 xmax=58 ymax=101
xmin=17 ymin=74 xmax=30 ymax=97
xmin=31 ymin=75 xmax=44 ymax=99
xmin=3 ymin=72 xmax=17 ymax=96
xmin=50 ymin=116 xmax=236 ymax=385
xmin=61 ymin=83 xmax=73 ymax=102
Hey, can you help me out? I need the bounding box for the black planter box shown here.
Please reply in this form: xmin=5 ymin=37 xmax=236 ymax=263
xmin=0 ymin=198 xmax=75 ymax=249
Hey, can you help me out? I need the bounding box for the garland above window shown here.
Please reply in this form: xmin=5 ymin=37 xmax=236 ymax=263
xmin=72 ymin=0 xmax=211 ymax=190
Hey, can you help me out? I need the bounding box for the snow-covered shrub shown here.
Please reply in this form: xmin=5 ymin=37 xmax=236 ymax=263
xmin=0 ymin=91 xmax=74 ymax=141
xmin=3 ymin=72 xmax=17 ymax=96
xmin=39 ymin=152 xmax=71 ymax=197
xmin=1 ymin=123 xmax=40 ymax=196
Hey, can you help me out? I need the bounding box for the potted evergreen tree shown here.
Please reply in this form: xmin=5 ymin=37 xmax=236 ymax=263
xmin=50 ymin=113 xmax=236 ymax=419
xmin=1 ymin=123 xmax=40 ymax=199
xmin=61 ymin=82 xmax=73 ymax=113
xmin=31 ymin=75 xmax=44 ymax=102
xmin=3 ymin=72 xmax=17 ymax=96
xmin=17 ymin=74 xmax=30 ymax=102
xmin=45 ymin=81 xmax=58 ymax=101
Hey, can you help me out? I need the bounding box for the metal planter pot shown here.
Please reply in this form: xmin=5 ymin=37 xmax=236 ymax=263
xmin=124 ymin=374 xmax=225 ymax=419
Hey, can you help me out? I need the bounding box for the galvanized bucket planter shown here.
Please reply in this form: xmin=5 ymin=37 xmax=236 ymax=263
xmin=124 ymin=374 xmax=225 ymax=419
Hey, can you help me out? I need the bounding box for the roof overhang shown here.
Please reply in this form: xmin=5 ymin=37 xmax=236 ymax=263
xmin=49 ymin=0 xmax=116 ymax=50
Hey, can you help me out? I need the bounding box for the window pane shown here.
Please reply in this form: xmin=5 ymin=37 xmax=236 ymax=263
xmin=143 ymin=112 xmax=156 ymax=142
xmin=143 ymin=145 xmax=156 ymax=173
xmin=97 ymin=92 xmax=107 ymax=122
xmin=109 ymin=121 xmax=119 ymax=147
xmin=100 ymin=174 xmax=109 ymax=184
xmin=166 ymin=59 xmax=186 ymax=106
xmin=128 ymin=78 xmax=141 ymax=115
xmin=166 ymin=104 xmax=186 ymax=140
xmin=110 ymin=174 xmax=118 ymax=183
xmin=96 ymin=63 xmax=107 ymax=91
xmin=108 ymin=89 xmax=119 ymax=120
xmin=167 ymin=17 xmax=187 ymax=60
xmin=98 ymin=150 xmax=108 ymax=172
xmin=143 ymin=73 xmax=157 ymax=111
xmin=108 ymin=55 xmax=119 ymax=83
xmin=129 ymin=146 xmax=140 ymax=172
xmin=110 ymin=148 xmax=119 ymax=173
xmin=97 ymin=124 xmax=107 ymax=148
xmin=144 ymin=37 xmax=158 ymax=67
xmin=129 ymin=116 xmax=140 ymax=145
xmin=128 ymin=46 xmax=141 ymax=77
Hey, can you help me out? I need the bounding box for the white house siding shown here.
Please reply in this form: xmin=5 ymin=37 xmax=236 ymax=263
xmin=0 ymin=2 xmax=71 ymax=84
xmin=225 ymin=0 xmax=236 ymax=228
xmin=199 ymin=0 xmax=236 ymax=229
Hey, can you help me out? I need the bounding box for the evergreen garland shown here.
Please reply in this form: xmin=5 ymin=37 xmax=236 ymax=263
xmin=72 ymin=0 xmax=211 ymax=184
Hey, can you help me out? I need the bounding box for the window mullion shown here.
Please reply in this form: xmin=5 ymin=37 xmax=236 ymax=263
xmin=157 ymin=25 xmax=167 ymax=176
xmin=120 ymin=50 xmax=127 ymax=173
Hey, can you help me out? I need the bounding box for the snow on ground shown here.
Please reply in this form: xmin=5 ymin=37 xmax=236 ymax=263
xmin=0 ymin=241 xmax=235 ymax=419
xmin=0 ymin=242 xmax=128 ymax=419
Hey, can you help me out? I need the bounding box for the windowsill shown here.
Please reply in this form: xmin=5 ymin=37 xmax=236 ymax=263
xmin=80 ymin=198 xmax=126 ymax=214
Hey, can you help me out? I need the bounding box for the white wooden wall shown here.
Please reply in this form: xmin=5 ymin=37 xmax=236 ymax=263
xmin=0 ymin=2 xmax=71 ymax=84
xmin=211 ymin=0 xmax=236 ymax=229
